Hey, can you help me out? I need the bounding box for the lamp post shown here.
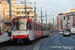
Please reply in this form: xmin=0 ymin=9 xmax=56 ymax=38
xmin=45 ymin=10 xmax=47 ymax=24
xmin=9 ymin=0 xmax=12 ymax=22
xmin=25 ymin=0 xmax=26 ymax=17
xmin=34 ymin=2 xmax=36 ymax=21
xmin=3 ymin=8 xmax=5 ymax=32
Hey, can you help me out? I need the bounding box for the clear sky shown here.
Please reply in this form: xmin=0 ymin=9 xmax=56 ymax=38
xmin=16 ymin=0 xmax=75 ymax=24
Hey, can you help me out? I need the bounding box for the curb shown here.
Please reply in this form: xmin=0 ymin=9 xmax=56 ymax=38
xmin=33 ymin=37 xmax=48 ymax=50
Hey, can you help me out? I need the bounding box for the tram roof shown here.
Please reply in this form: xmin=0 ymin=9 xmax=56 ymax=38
xmin=12 ymin=17 xmax=41 ymax=25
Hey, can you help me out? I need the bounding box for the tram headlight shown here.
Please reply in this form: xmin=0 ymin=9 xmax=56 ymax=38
xmin=14 ymin=36 xmax=17 ymax=38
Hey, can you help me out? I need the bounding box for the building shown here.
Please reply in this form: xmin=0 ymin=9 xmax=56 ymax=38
xmin=57 ymin=13 xmax=63 ymax=31
xmin=57 ymin=9 xmax=75 ymax=31
xmin=0 ymin=0 xmax=17 ymax=22
xmin=0 ymin=0 xmax=38 ymax=22
xmin=71 ymin=9 xmax=75 ymax=12
xmin=0 ymin=0 xmax=39 ymax=32
xmin=63 ymin=12 xmax=75 ymax=30
xmin=16 ymin=5 xmax=35 ymax=20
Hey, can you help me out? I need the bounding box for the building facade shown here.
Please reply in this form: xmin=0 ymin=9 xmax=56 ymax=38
xmin=57 ymin=13 xmax=63 ymax=31
xmin=57 ymin=9 xmax=75 ymax=31
xmin=0 ymin=0 xmax=38 ymax=22
xmin=0 ymin=0 xmax=17 ymax=22
xmin=0 ymin=0 xmax=39 ymax=32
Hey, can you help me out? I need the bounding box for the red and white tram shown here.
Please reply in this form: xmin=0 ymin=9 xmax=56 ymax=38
xmin=11 ymin=17 xmax=49 ymax=42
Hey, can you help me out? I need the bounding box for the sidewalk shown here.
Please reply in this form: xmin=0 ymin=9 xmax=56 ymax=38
xmin=0 ymin=35 xmax=10 ymax=43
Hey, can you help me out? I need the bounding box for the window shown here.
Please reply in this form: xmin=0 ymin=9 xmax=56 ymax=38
xmin=34 ymin=23 xmax=35 ymax=30
xmin=38 ymin=25 xmax=41 ymax=31
xmin=27 ymin=12 xmax=29 ymax=14
xmin=34 ymin=23 xmax=36 ymax=30
xmin=17 ymin=12 xmax=20 ymax=14
xmin=32 ymin=16 xmax=33 ymax=18
xmin=29 ymin=21 xmax=32 ymax=30
xmin=36 ymin=24 xmax=37 ymax=30
xmin=13 ymin=19 xmax=28 ymax=31
xmin=22 ymin=12 xmax=23 ymax=14
xmin=43 ymin=25 xmax=46 ymax=31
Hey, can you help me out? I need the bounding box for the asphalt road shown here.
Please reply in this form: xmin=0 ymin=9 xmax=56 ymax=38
xmin=0 ymin=32 xmax=60 ymax=50
xmin=0 ymin=37 xmax=44 ymax=50
xmin=39 ymin=34 xmax=75 ymax=50
xmin=0 ymin=32 xmax=54 ymax=50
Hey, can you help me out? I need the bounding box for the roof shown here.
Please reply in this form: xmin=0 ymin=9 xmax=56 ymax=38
xmin=58 ymin=13 xmax=63 ymax=15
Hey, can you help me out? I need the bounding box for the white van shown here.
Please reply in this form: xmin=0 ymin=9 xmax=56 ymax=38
xmin=70 ymin=28 xmax=75 ymax=35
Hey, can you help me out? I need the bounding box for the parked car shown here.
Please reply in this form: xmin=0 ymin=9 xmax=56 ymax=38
xmin=63 ymin=31 xmax=70 ymax=37
xmin=70 ymin=28 xmax=75 ymax=35
xmin=59 ymin=30 xmax=63 ymax=35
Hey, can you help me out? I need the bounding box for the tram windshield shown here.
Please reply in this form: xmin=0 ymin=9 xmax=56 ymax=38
xmin=13 ymin=19 xmax=28 ymax=31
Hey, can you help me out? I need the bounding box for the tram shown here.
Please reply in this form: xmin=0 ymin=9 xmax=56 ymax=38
xmin=11 ymin=17 xmax=50 ymax=42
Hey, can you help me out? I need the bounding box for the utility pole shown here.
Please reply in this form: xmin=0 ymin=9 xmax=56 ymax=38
xmin=3 ymin=8 xmax=5 ymax=22
xmin=55 ymin=21 xmax=56 ymax=27
xmin=39 ymin=7 xmax=44 ymax=24
xmin=53 ymin=15 xmax=54 ymax=32
xmin=46 ymin=10 xmax=47 ymax=24
xmin=34 ymin=2 xmax=36 ymax=21
xmin=25 ymin=0 xmax=27 ymax=17
xmin=9 ymin=0 xmax=12 ymax=22
xmin=3 ymin=8 xmax=5 ymax=32
xmin=41 ymin=7 xmax=42 ymax=24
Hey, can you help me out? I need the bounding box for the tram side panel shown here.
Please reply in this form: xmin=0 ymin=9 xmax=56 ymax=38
xmin=28 ymin=21 xmax=35 ymax=41
xmin=38 ymin=24 xmax=42 ymax=38
xmin=43 ymin=25 xmax=50 ymax=36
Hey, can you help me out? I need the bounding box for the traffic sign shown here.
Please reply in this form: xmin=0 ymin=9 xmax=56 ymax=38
xmin=7 ymin=0 xmax=10 ymax=3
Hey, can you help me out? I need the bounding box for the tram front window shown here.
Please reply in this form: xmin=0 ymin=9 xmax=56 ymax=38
xmin=13 ymin=19 xmax=28 ymax=31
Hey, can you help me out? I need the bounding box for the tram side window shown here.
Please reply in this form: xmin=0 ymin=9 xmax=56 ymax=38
xmin=38 ymin=25 xmax=39 ymax=31
xmin=29 ymin=21 xmax=32 ymax=30
xmin=40 ymin=25 xmax=41 ymax=31
xmin=46 ymin=26 xmax=50 ymax=31
xmin=34 ymin=23 xmax=35 ymax=30
xmin=39 ymin=25 xmax=40 ymax=31
xmin=27 ymin=21 xmax=28 ymax=30
xmin=39 ymin=26 xmax=41 ymax=31
xmin=43 ymin=27 xmax=44 ymax=31
xmin=38 ymin=25 xmax=41 ymax=31
xmin=36 ymin=24 xmax=37 ymax=30
xmin=43 ymin=26 xmax=46 ymax=31
xmin=35 ymin=23 xmax=37 ymax=30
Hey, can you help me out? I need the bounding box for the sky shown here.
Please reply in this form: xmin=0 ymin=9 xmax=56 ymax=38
xmin=16 ymin=0 xmax=75 ymax=24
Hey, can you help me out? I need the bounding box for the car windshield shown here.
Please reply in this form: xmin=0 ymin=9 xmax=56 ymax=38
xmin=64 ymin=31 xmax=69 ymax=33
